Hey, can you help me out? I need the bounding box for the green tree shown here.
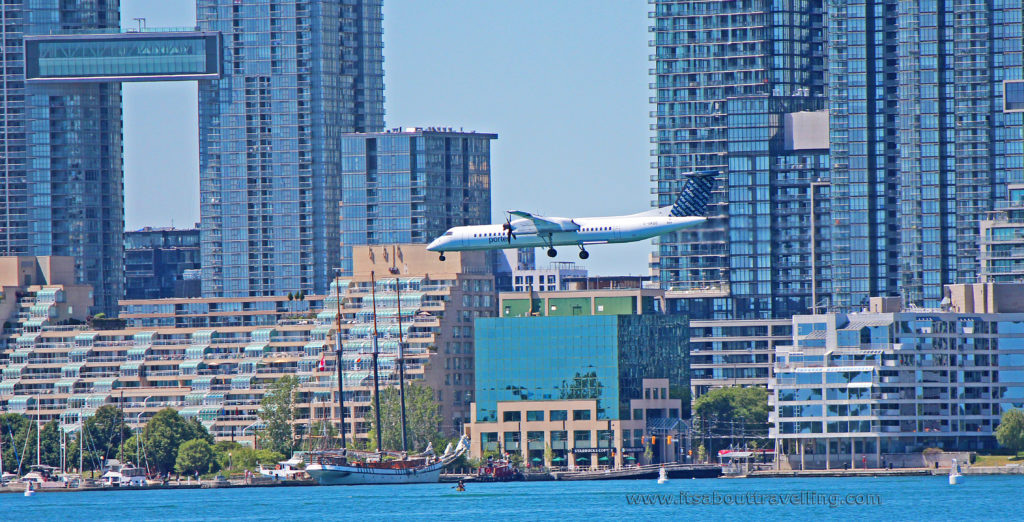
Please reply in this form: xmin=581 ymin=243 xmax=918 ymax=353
xmin=38 ymin=419 xmax=62 ymax=467
xmin=175 ymin=438 xmax=214 ymax=476
xmin=997 ymin=408 xmax=1024 ymax=455
xmin=258 ymin=376 xmax=299 ymax=455
xmin=367 ymin=383 xmax=442 ymax=453
xmin=0 ymin=413 xmax=30 ymax=472
xmin=144 ymin=408 xmax=212 ymax=473
xmin=697 ymin=444 xmax=707 ymax=463
xmin=693 ymin=386 xmax=768 ymax=453
xmin=83 ymin=405 xmax=131 ymax=463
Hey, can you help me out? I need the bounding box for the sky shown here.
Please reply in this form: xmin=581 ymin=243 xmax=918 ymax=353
xmin=120 ymin=0 xmax=653 ymax=276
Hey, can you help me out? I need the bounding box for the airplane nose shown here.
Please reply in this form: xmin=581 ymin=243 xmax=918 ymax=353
xmin=426 ymin=238 xmax=441 ymax=251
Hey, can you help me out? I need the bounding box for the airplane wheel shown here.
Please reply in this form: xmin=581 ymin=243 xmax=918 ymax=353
xmin=439 ymin=254 xmax=446 ymax=261
xmin=547 ymin=248 xmax=557 ymax=258
xmin=579 ymin=250 xmax=589 ymax=260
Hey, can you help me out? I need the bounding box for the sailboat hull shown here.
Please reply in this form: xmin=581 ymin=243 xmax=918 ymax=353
xmin=305 ymin=461 xmax=445 ymax=485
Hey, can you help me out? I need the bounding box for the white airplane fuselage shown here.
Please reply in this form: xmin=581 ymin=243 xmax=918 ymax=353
xmin=426 ymin=215 xmax=706 ymax=253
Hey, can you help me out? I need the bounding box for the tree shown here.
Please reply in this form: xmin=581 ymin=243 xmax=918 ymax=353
xmin=84 ymin=405 xmax=131 ymax=463
xmin=997 ymin=408 xmax=1024 ymax=455
xmin=367 ymin=383 xmax=441 ymax=453
xmin=144 ymin=408 xmax=212 ymax=473
xmin=693 ymin=386 xmax=768 ymax=453
xmin=175 ymin=438 xmax=214 ymax=476
xmin=0 ymin=413 xmax=30 ymax=472
xmin=258 ymin=376 xmax=299 ymax=455
xmin=697 ymin=444 xmax=707 ymax=463
xmin=38 ymin=419 xmax=62 ymax=467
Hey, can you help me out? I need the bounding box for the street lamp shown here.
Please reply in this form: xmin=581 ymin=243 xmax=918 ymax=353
xmin=135 ymin=396 xmax=154 ymax=473
xmin=242 ymin=421 xmax=261 ymax=450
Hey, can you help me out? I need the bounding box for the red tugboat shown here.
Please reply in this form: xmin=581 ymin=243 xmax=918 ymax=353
xmin=476 ymin=457 xmax=524 ymax=482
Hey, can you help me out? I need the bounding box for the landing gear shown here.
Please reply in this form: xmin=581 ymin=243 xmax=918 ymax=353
xmin=546 ymin=248 xmax=557 ymax=258
xmin=578 ymin=245 xmax=589 ymax=260
xmin=438 ymin=252 xmax=446 ymax=261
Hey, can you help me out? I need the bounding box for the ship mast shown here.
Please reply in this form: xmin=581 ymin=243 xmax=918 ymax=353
xmin=370 ymin=271 xmax=383 ymax=452
xmin=396 ymin=275 xmax=408 ymax=452
xmin=334 ymin=275 xmax=347 ymax=449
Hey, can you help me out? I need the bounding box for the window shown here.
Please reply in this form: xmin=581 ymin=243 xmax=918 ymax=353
xmin=526 ymin=410 xmax=544 ymax=422
xmin=572 ymin=409 xmax=591 ymax=421
xmin=550 ymin=410 xmax=568 ymax=421
xmin=633 ymin=408 xmax=643 ymax=420
xmin=502 ymin=411 xmax=521 ymax=422
xmin=1007 ymin=80 xmax=1024 ymax=111
xmin=573 ymin=430 xmax=592 ymax=448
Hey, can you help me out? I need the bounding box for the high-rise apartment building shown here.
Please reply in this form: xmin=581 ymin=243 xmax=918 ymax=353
xmin=197 ymin=0 xmax=384 ymax=298
xmin=0 ymin=2 xmax=123 ymax=314
xmin=338 ymin=128 xmax=495 ymax=275
xmin=124 ymin=227 xmax=201 ymax=299
xmin=651 ymin=1 xmax=826 ymax=318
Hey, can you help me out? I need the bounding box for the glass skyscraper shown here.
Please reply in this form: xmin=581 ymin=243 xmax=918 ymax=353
xmin=651 ymin=0 xmax=826 ymax=318
xmin=338 ymin=128 xmax=495 ymax=275
xmin=0 ymin=1 xmax=123 ymax=314
xmin=197 ymin=0 xmax=384 ymax=297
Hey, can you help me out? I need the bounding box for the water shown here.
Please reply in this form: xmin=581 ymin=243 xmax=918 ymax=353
xmin=3 ymin=475 xmax=1021 ymax=521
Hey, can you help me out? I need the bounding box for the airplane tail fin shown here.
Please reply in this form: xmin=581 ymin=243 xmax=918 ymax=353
xmin=670 ymin=170 xmax=718 ymax=217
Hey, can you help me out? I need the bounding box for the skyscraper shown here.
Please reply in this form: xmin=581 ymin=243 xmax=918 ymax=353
xmin=197 ymin=0 xmax=384 ymax=297
xmin=338 ymin=127 xmax=494 ymax=275
xmin=0 ymin=1 xmax=124 ymax=313
xmin=651 ymin=0 xmax=827 ymax=318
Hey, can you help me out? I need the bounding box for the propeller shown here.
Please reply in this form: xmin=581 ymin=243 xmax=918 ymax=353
xmin=502 ymin=214 xmax=517 ymax=244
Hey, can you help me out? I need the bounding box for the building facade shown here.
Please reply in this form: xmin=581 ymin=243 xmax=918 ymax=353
xmin=688 ymin=318 xmax=791 ymax=400
xmin=510 ymin=261 xmax=587 ymax=293
xmin=770 ymin=286 xmax=1024 ymax=469
xmin=650 ymin=0 xmax=826 ymax=303
xmin=1 ymin=246 xmax=494 ymax=444
xmin=471 ymin=309 xmax=690 ymax=468
xmin=338 ymin=127 xmax=495 ymax=275
xmin=124 ymin=227 xmax=201 ymax=300
xmin=197 ymin=0 xmax=385 ymax=297
xmin=980 ymin=184 xmax=1024 ymax=283
xmin=0 ymin=2 xmax=124 ymax=314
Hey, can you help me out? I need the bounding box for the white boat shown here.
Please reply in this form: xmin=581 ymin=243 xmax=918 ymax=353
xmin=258 ymin=456 xmax=308 ymax=480
xmin=24 ymin=482 xmax=34 ymax=497
xmin=657 ymin=466 xmax=669 ymax=484
xmin=949 ymin=458 xmax=964 ymax=485
xmin=306 ymin=436 xmax=469 ymax=485
xmin=100 ymin=460 xmax=148 ymax=487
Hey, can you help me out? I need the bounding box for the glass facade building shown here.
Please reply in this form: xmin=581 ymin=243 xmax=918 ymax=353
xmin=339 ymin=128 xmax=494 ymax=275
xmin=197 ymin=0 xmax=384 ymax=297
xmin=651 ymin=0 xmax=826 ymax=304
xmin=124 ymin=226 xmax=201 ymax=299
xmin=0 ymin=1 xmax=124 ymax=314
xmin=474 ymin=314 xmax=689 ymax=423
xmin=771 ymin=296 xmax=1024 ymax=465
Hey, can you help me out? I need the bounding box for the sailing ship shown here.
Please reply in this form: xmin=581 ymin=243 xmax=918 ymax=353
xmin=304 ymin=271 xmax=468 ymax=485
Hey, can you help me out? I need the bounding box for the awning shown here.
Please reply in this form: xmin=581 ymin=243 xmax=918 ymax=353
xmin=329 ymin=279 xmax=351 ymax=294
xmin=92 ymin=378 xmax=118 ymax=392
xmin=120 ymin=361 xmax=142 ymax=371
xmin=186 ymin=345 xmax=212 ymax=358
xmin=134 ymin=331 xmax=157 ymax=344
xmin=30 ymin=303 xmax=54 ymax=317
xmin=840 ymin=317 xmax=894 ymax=330
xmin=250 ymin=328 xmax=276 ymax=343
xmin=3 ymin=364 xmax=26 ymax=378
xmin=127 ymin=347 xmax=150 ymax=358
xmin=347 ymin=324 xmax=374 ymax=337
xmin=244 ymin=343 xmax=270 ymax=356
xmin=191 ymin=330 xmax=216 ymax=343
xmin=305 ymin=341 xmax=329 ymax=356
xmin=179 ymin=360 xmax=206 ymax=370
xmin=311 ymin=326 xmax=334 ymax=338
xmin=231 ymin=376 xmax=253 ymax=387
xmin=85 ymin=394 xmax=108 ymax=408
xmin=179 ymin=406 xmax=202 ymax=418
xmin=317 ymin=311 xmax=338 ymax=322
xmin=36 ymin=288 xmax=60 ymax=302
xmin=8 ymin=396 xmax=34 ymax=409
xmin=61 ymin=363 xmax=84 ymax=374
xmin=70 ymin=347 xmax=92 ymax=357
xmin=16 ymin=333 xmax=39 ymax=347
xmin=0 ymin=380 xmax=19 ymax=394
xmin=55 ymin=378 xmax=79 ymax=391
xmin=204 ymin=392 xmax=225 ymax=402
xmin=75 ymin=332 xmax=98 ymax=343
xmin=343 ymin=371 xmax=369 ymax=386
xmin=799 ymin=330 xmax=827 ymax=340
xmin=191 ymin=376 xmax=214 ymax=389
xmin=185 ymin=392 xmax=205 ymax=404
xmin=23 ymin=319 xmax=44 ymax=328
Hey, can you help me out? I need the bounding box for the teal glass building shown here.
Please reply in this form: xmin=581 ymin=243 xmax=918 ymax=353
xmin=473 ymin=315 xmax=689 ymax=423
xmin=197 ymin=0 xmax=384 ymax=297
xmin=338 ymin=128 xmax=495 ymax=274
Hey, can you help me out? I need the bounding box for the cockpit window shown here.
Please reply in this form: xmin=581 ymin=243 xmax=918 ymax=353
xmin=443 ymin=231 xmax=454 ymax=236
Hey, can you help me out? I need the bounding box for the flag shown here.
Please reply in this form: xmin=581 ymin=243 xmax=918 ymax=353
xmin=318 ymin=352 xmax=325 ymax=372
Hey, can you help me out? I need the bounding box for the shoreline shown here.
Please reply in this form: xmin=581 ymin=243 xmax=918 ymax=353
xmin=3 ymin=465 xmax=1023 ymax=493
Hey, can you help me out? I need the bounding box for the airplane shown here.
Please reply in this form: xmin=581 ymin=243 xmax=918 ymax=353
xmin=426 ymin=171 xmax=717 ymax=261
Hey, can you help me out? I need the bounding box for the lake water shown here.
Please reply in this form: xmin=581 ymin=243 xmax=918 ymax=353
xmin=3 ymin=475 xmax=1021 ymax=521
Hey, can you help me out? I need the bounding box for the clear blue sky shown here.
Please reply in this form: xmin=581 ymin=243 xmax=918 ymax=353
xmin=121 ymin=0 xmax=653 ymax=276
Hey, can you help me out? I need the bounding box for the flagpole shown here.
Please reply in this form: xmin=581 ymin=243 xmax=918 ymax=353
xmin=396 ymin=275 xmax=408 ymax=452
xmin=370 ymin=271 xmax=383 ymax=452
xmin=334 ymin=275 xmax=347 ymax=449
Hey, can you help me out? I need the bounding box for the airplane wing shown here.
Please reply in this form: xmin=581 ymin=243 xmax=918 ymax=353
xmin=508 ymin=211 xmax=580 ymax=233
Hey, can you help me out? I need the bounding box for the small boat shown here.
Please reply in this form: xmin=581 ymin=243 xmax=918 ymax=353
xmin=657 ymin=466 xmax=669 ymax=484
xmin=100 ymin=460 xmax=148 ymax=487
xmin=475 ymin=458 xmax=524 ymax=482
xmin=949 ymin=458 xmax=964 ymax=485
xmin=258 ymin=456 xmax=308 ymax=481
